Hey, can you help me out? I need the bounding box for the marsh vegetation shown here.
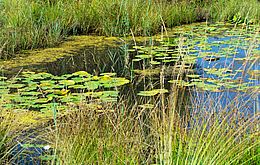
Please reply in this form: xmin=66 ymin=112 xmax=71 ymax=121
xmin=0 ymin=0 xmax=260 ymax=165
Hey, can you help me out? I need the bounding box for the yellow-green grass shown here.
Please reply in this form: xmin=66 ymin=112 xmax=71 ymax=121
xmin=43 ymin=88 xmax=260 ymax=164
xmin=0 ymin=0 xmax=259 ymax=58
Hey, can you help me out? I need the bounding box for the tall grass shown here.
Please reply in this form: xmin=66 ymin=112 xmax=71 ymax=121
xmin=0 ymin=108 xmax=20 ymax=164
xmin=156 ymin=90 xmax=259 ymax=164
xmin=51 ymin=105 xmax=144 ymax=164
xmin=0 ymin=0 xmax=259 ymax=58
xmin=47 ymin=87 xmax=259 ymax=164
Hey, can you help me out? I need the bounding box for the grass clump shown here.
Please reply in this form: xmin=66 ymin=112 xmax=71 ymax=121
xmin=155 ymin=91 xmax=259 ymax=164
xmin=45 ymin=89 xmax=259 ymax=164
xmin=49 ymin=103 xmax=145 ymax=164
xmin=0 ymin=108 xmax=20 ymax=164
xmin=0 ymin=0 xmax=259 ymax=58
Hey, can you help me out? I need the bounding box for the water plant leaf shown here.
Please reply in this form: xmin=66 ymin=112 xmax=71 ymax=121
xmin=68 ymin=84 xmax=87 ymax=89
xmin=72 ymin=71 xmax=91 ymax=77
xmin=35 ymin=98 xmax=51 ymax=104
xmin=101 ymin=78 xmax=130 ymax=88
xmin=59 ymin=80 xmax=75 ymax=86
xmin=0 ymin=77 xmax=7 ymax=80
xmin=137 ymin=89 xmax=168 ymax=96
xmin=8 ymin=84 xmax=25 ymax=88
xmin=135 ymin=55 xmax=153 ymax=59
xmin=84 ymin=81 xmax=100 ymax=90
xmin=53 ymin=89 xmax=70 ymax=96
xmin=132 ymin=58 xmax=142 ymax=62
xmin=150 ymin=61 xmax=161 ymax=65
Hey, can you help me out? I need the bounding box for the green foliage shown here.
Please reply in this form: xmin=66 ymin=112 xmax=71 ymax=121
xmin=0 ymin=110 xmax=18 ymax=164
xmin=156 ymin=105 xmax=260 ymax=164
xmin=131 ymin=23 xmax=259 ymax=93
xmin=0 ymin=0 xmax=259 ymax=58
xmin=0 ymin=71 xmax=129 ymax=114
xmin=47 ymin=92 xmax=260 ymax=164
xmin=138 ymin=89 xmax=168 ymax=97
xmin=52 ymin=109 xmax=143 ymax=164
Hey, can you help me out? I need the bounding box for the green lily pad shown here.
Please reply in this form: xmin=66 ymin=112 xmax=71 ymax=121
xmin=72 ymin=71 xmax=91 ymax=77
xmin=59 ymin=80 xmax=75 ymax=86
xmin=8 ymin=84 xmax=25 ymax=88
xmin=137 ymin=89 xmax=168 ymax=96
xmin=84 ymin=81 xmax=100 ymax=90
xmin=101 ymin=78 xmax=130 ymax=88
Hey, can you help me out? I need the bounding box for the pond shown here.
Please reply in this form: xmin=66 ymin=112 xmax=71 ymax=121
xmin=0 ymin=22 xmax=259 ymax=164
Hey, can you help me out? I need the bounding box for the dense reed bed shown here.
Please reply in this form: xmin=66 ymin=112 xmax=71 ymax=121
xmin=0 ymin=0 xmax=260 ymax=58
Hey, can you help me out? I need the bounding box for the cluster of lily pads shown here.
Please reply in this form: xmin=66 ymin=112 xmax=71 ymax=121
xmin=130 ymin=23 xmax=259 ymax=95
xmin=0 ymin=71 xmax=129 ymax=114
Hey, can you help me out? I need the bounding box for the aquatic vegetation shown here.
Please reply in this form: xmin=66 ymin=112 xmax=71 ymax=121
xmin=137 ymin=89 xmax=168 ymax=97
xmin=130 ymin=23 xmax=260 ymax=93
xmin=0 ymin=21 xmax=259 ymax=164
xmin=0 ymin=36 xmax=119 ymax=72
xmin=0 ymin=71 xmax=129 ymax=117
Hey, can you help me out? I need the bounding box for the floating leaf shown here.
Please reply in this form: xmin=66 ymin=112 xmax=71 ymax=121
xmin=101 ymin=78 xmax=130 ymax=88
xmin=68 ymin=84 xmax=87 ymax=89
xmin=20 ymin=91 xmax=42 ymax=96
xmin=53 ymin=89 xmax=70 ymax=96
xmin=35 ymin=98 xmax=52 ymax=104
xmin=137 ymin=89 xmax=168 ymax=96
xmin=59 ymin=80 xmax=75 ymax=86
xmin=84 ymin=81 xmax=100 ymax=90
xmin=150 ymin=61 xmax=161 ymax=65
xmin=72 ymin=71 xmax=91 ymax=77
xmin=71 ymin=77 xmax=87 ymax=83
xmin=8 ymin=84 xmax=25 ymax=88
xmin=85 ymin=91 xmax=103 ymax=97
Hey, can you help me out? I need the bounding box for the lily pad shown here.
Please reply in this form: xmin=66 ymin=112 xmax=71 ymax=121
xmin=137 ymin=89 xmax=168 ymax=96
